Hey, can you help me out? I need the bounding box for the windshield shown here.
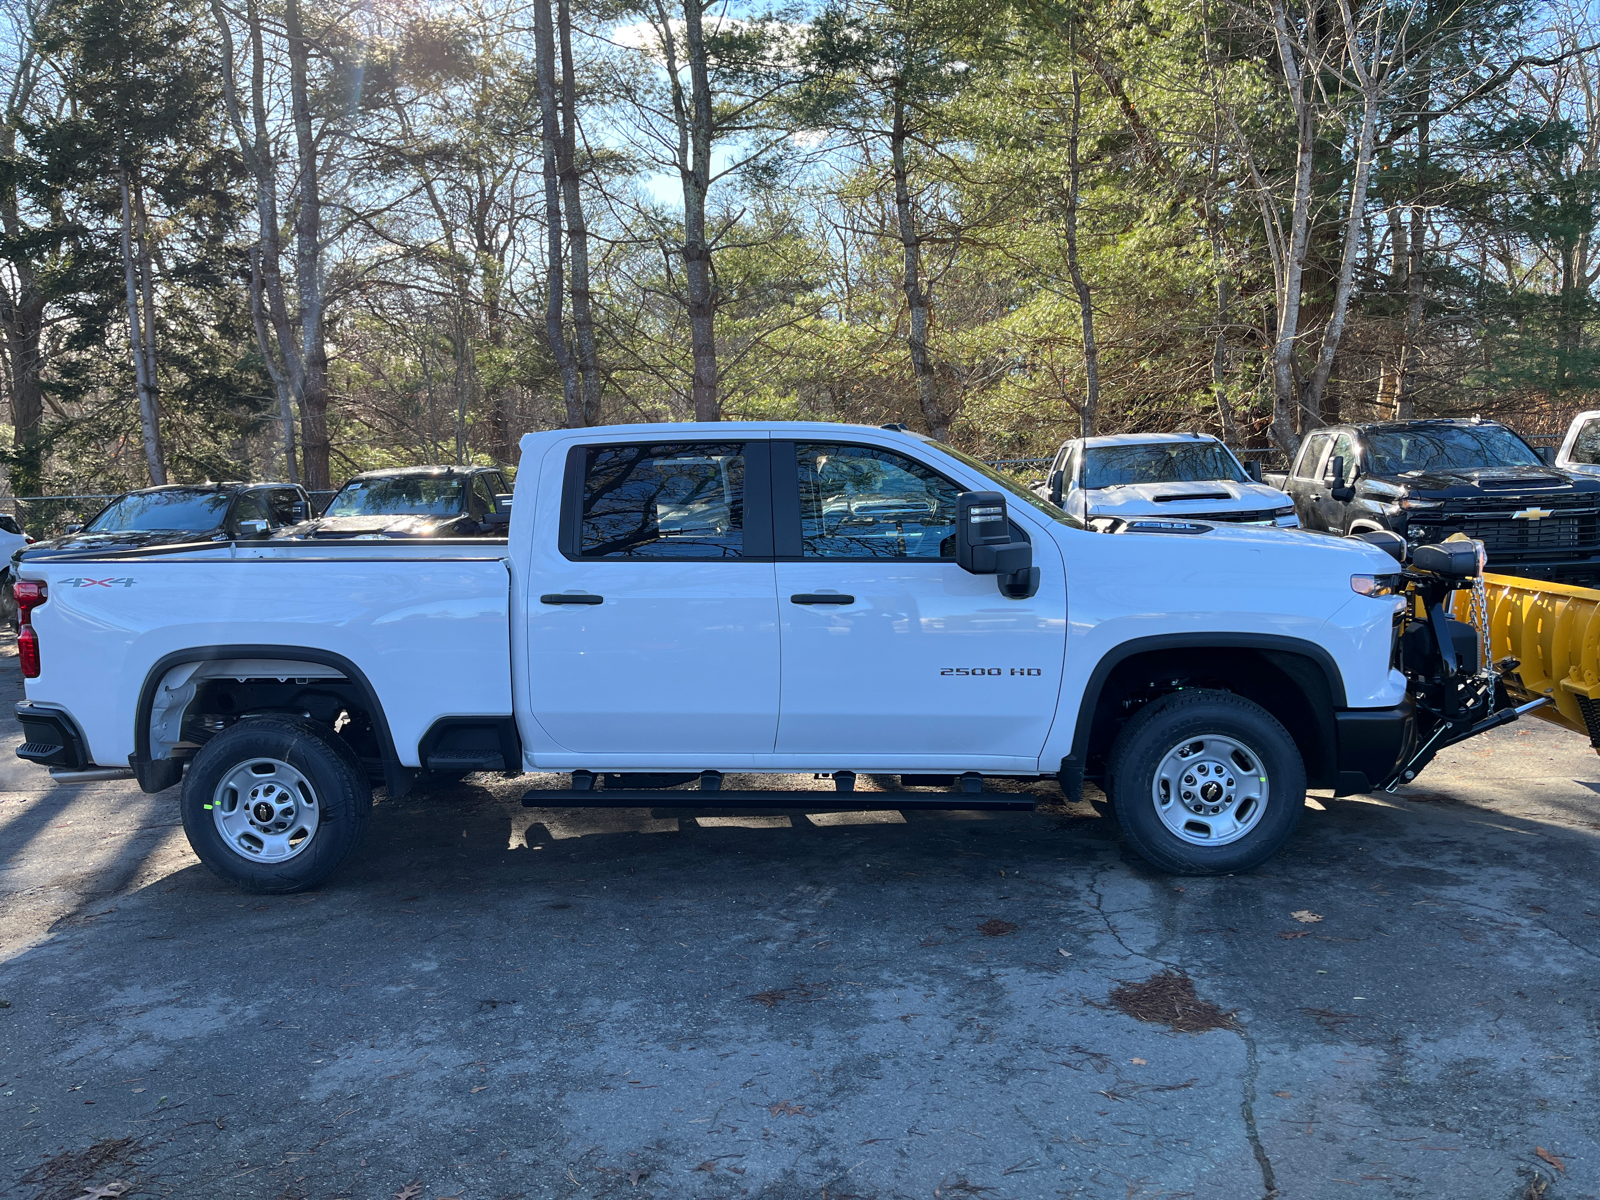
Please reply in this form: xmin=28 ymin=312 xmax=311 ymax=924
xmin=324 ymin=476 xmax=465 ymax=518
xmin=1365 ymin=425 xmax=1541 ymax=474
xmin=1082 ymin=442 xmax=1245 ymax=489
xmin=921 ymin=442 xmax=1073 ymax=524
xmin=86 ymin=490 xmax=231 ymax=533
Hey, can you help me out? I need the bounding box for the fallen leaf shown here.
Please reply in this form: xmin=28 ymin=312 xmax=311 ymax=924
xmin=470 ymin=1086 xmax=487 ymax=1093
xmin=696 ymin=1161 xmax=717 ymax=1173
xmin=1278 ymin=931 xmax=1311 ymax=940
xmin=78 ymin=1184 xmax=130 ymax=1200
xmin=567 ymin=1169 xmax=580 ymax=1184
xmin=768 ymin=1100 xmax=809 ymax=1117
xmin=393 ymin=1184 xmax=423 ymax=1200
xmin=1290 ymin=910 xmax=1323 ymax=923
xmin=627 ymin=1168 xmax=647 ymax=1186
xmin=978 ymin=919 xmax=1018 ymax=937
xmin=1536 ymin=1146 xmax=1566 ymax=1172
xmin=1273 ymin=1091 xmax=1293 ymax=1099
xmin=1057 ymin=948 xmax=1072 ymax=958
xmin=1130 ymin=1058 xmax=1147 ymax=1066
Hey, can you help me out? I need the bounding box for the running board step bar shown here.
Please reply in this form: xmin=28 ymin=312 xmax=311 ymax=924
xmin=520 ymin=789 xmax=1035 ymax=811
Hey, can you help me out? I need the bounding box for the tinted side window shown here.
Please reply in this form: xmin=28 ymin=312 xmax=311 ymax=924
xmin=579 ymin=443 xmax=745 ymax=559
xmin=268 ymin=489 xmax=301 ymax=527
xmin=0 ymin=516 xmax=19 ymax=535
xmin=469 ymin=475 xmax=495 ymax=518
xmin=1293 ymin=432 xmax=1332 ymax=480
xmin=795 ymin=443 xmax=959 ymax=559
xmin=229 ymin=491 xmax=269 ymax=534
xmin=1572 ymin=419 xmax=1600 ymax=465
xmin=1325 ymin=432 xmax=1356 ymax=479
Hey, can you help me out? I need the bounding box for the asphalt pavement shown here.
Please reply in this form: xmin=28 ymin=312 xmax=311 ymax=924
xmin=2 ymin=639 xmax=1598 ymax=1200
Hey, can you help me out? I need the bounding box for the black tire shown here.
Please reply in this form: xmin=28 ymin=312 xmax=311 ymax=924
xmin=181 ymin=716 xmax=372 ymax=894
xmin=1104 ymin=689 xmax=1305 ymax=875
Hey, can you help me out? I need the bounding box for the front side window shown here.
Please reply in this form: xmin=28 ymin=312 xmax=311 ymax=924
xmin=1324 ymin=433 xmax=1357 ymax=480
xmin=228 ymin=491 xmax=269 ymax=534
xmin=579 ymin=442 xmax=745 ymax=559
xmin=469 ymin=475 xmax=495 ymax=518
xmin=87 ymin=489 xmax=231 ymax=533
xmin=268 ymin=489 xmax=302 ymax=527
xmin=796 ymin=443 xmax=959 ymax=559
xmin=1366 ymin=424 xmax=1540 ymax=475
xmin=1570 ymin=419 xmax=1600 ymax=465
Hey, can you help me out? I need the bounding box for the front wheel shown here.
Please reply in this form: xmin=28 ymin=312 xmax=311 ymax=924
xmin=1105 ymin=690 xmax=1305 ymax=875
xmin=181 ymin=716 xmax=372 ymax=893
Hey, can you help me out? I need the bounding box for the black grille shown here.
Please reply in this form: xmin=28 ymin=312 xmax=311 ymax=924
xmin=1176 ymin=510 xmax=1278 ymax=524
xmin=1458 ymin=512 xmax=1600 ymax=554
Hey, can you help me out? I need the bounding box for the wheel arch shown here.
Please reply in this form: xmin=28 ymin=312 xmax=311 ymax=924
xmin=133 ymin=644 xmax=411 ymax=797
xmin=1068 ymin=634 xmax=1345 ymax=790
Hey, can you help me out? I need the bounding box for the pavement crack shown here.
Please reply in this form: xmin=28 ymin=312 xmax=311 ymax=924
xmin=1235 ymin=1020 xmax=1279 ymax=1199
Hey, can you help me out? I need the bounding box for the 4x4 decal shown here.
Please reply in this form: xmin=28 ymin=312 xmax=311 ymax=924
xmin=59 ymin=577 xmax=137 ymax=588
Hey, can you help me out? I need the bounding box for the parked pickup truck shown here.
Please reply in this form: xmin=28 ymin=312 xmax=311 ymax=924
xmin=12 ymin=422 xmax=1519 ymax=892
xmin=1274 ymin=417 xmax=1600 ymax=586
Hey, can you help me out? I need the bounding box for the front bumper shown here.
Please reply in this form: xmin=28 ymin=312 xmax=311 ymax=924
xmin=1332 ymin=700 xmax=1416 ymax=795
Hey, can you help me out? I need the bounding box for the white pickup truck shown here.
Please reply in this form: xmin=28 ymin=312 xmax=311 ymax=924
xmin=12 ymin=422 xmax=1511 ymax=893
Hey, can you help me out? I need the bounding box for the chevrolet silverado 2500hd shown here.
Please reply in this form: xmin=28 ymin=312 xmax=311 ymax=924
xmin=11 ymin=423 xmax=1516 ymax=892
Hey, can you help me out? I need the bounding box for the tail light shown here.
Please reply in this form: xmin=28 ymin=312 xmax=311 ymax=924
xmin=14 ymin=579 xmax=45 ymax=679
xmin=17 ymin=625 xmax=38 ymax=677
xmin=23 ymin=535 xmax=34 ymax=544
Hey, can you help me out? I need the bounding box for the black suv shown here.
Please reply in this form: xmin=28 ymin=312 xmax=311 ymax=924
xmin=1277 ymin=418 xmax=1600 ymax=584
xmin=285 ymin=465 xmax=512 ymax=540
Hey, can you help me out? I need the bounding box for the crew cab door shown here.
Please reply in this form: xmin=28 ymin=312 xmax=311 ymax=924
xmin=1286 ymin=430 xmax=1333 ymax=530
xmin=524 ymin=437 xmax=780 ymax=756
xmin=770 ymin=439 xmax=1067 ymax=765
xmin=1313 ymin=431 xmax=1358 ymax=533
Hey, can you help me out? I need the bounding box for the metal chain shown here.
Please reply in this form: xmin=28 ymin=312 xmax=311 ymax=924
xmin=1470 ymin=573 xmax=1495 ymax=682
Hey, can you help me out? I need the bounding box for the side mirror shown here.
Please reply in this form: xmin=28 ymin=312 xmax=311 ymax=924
xmin=1539 ymin=445 xmax=1557 ymax=465
xmin=1047 ymin=469 xmax=1064 ymax=507
xmin=482 ymin=510 xmax=511 ymax=530
xmin=1244 ymin=460 xmax=1263 ymax=483
xmin=1329 ymin=455 xmax=1356 ymax=503
xmin=956 ymin=491 xmax=1039 ymax=599
xmin=494 ymin=493 xmax=513 ymax=511
xmin=64 ymin=524 xmax=83 ymax=535
xmin=291 ymin=500 xmax=309 ymax=522
xmin=236 ymin=519 xmax=269 ymax=538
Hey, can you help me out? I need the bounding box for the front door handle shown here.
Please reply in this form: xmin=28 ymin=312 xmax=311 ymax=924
xmin=790 ymin=593 xmax=854 ymax=605
xmin=541 ymin=593 xmax=603 ymax=605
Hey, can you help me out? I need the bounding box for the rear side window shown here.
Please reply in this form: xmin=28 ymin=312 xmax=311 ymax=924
xmin=578 ymin=442 xmax=746 ymax=559
xmin=0 ymin=516 xmax=19 ymax=535
xmin=1293 ymin=432 xmax=1332 ymax=480
xmin=1571 ymin=418 xmax=1600 ymax=465
xmin=268 ymin=489 xmax=301 ymax=527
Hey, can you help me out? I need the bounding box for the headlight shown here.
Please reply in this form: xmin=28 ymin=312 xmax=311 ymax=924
xmin=1272 ymin=505 xmax=1295 ymax=518
xmin=1401 ymin=498 xmax=1444 ymax=510
xmin=1351 ymin=573 xmax=1401 ymax=596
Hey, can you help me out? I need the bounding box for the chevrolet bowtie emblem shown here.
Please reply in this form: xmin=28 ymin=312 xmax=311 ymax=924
xmin=1513 ymin=507 xmax=1553 ymax=520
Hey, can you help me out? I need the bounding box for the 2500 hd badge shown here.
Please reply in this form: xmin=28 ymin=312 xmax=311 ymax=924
xmin=941 ymin=667 xmax=1044 ymax=676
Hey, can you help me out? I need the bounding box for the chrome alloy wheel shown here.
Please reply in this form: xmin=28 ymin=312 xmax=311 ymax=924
xmin=211 ymin=758 xmax=320 ymax=863
xmin=1151 ymin=734 xmax=1269 ymax=847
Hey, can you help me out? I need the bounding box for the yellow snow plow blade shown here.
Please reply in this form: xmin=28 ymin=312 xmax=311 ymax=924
xmin=1455 ymin=573 xmax=1600 ymax=747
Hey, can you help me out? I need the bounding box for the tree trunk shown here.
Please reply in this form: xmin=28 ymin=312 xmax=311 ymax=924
xmin=891 ymin=85 xmax=942 ymax=440
xmin=119 ymin=164 xmax=165 ymax=485
xmin=285 ymin=0 xmax=330 ymax=490
xmin=1302 ymin=56 xmax=1381 ymax=417
xmin=1267 ymin=0 xmax=1319 ymax=453
xmin=536 ymin=0 xmax=580 ymax=427
xmin=1063 ymin=68 xmax=1100 ymax=439
xmin=250 ymin=246 xmax=298 ymax=481
xmin=1396 ymin=58 xmax=1429 ymax=416
xmin=680 ymin=0 xmax=719 ymax=421
xmin=0 ymin=279 xmax=44 ymax=490
xmin=559 ymin=0 xmax=601 ymax=427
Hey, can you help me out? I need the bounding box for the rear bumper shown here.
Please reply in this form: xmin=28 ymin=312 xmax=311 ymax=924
xmin=1332 ymin=700 xmax=1415 ymax=795
xmin=15 ymin=702 xmax=88 ymax=770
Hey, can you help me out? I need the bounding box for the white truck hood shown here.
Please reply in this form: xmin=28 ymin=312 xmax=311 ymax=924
xmin=1084 ymin=478 xmax=1293 ymax=519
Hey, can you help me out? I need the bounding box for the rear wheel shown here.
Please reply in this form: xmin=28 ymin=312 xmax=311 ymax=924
xmin=181 ymin=717 xmax=371 ymax=893
xmin=1105 ymin=690 xmax=1305 ymax=875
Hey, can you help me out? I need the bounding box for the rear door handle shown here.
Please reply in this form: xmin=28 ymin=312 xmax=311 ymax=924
xmin=790 ymin=593 xmax=854 ymax=605
xmin=541 ymin=593 xmax=603 ymax=605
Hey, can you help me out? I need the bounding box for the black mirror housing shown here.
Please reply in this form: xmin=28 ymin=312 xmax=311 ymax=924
xmin=290 ymin=500 xmax=309 ymax=522
xmin=956 ymin=491 xmax=1039 ymax=599
xmin=1243 ymin=459 xmax=1263 ymax=483
xmin=1047 ymin=469 xmax=1064 ymax=506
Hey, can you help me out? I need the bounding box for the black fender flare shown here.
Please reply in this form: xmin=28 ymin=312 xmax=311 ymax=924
xmin=1065 ymin=632 xmax=1349 ymax=780
xmin=131 ymin=644 xmax=410 ymax=797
